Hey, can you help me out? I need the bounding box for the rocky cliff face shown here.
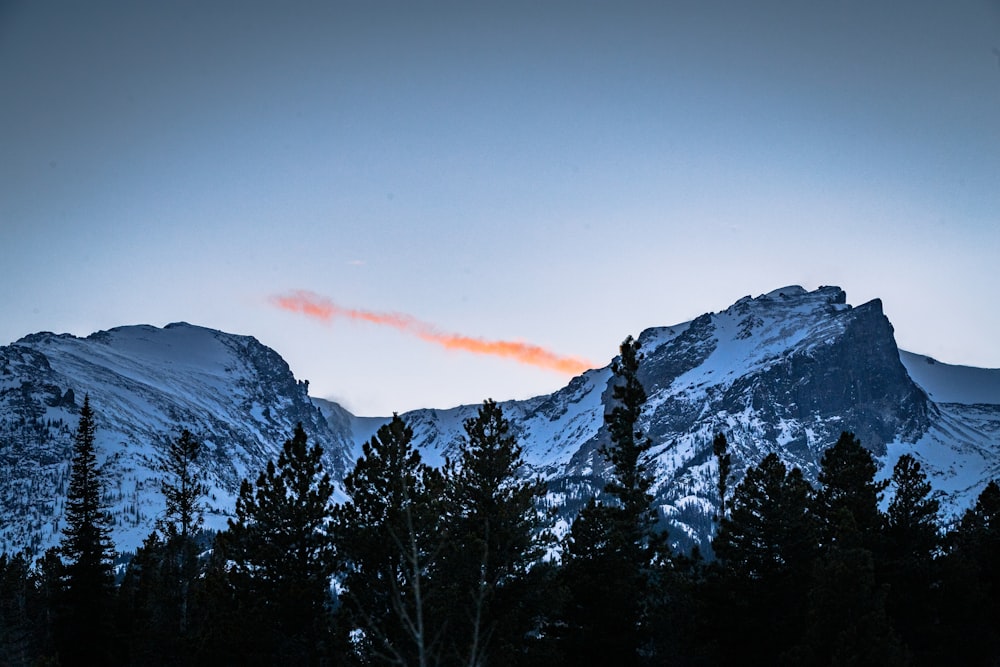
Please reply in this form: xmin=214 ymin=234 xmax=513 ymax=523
xmin=635 ymin=288 xmax=928 ymax=461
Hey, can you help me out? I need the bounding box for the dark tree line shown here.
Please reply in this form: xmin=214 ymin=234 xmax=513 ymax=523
xmin=3 ymin=344 xmax=1000 ymax=665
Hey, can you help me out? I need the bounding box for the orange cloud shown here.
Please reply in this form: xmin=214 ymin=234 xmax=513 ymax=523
xmin=271 ymin=290 xmax=594 ymax=375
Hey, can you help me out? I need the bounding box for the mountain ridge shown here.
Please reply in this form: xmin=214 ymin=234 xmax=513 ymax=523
xmin=3 ymin=286 xmax=999 ymax=555
xmin=320 ymin=285 xmax=997 ymax=550
xmin=0 ymin=321 xmax=352 ymax=553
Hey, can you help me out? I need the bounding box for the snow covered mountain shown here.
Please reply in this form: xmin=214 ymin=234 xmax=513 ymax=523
xmin=0 ymin=323 xmax=354 ymax=554
xmin=2 ymin=286 xmax=998 ymax=556
xmin=319 ymin=286 xmax=1000 ymax=550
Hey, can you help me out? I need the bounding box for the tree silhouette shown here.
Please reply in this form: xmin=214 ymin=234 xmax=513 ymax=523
xmin=220 ymin=423 xmax=337 ymax=663
xmin=882 ymin=453 xmax=941 ymax=660
xmin=333 ymin=414 xmax=445 ymax=667
xmin=158 ymin=429 xmax=207 ymax=542
xmin=712 ymin=452 xmax=815 ymax=662
xmin=57 ymin=395 xmax=116 ymax=664
xmin=813 ymin=431 xmax=887 ymax=550
xmin=561 ymin=336 xmax=665 ymax=665
xmin=437 ymin=399 xmax=550 ymax=665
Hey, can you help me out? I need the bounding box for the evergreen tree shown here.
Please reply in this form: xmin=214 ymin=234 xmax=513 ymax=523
xmin=31 ymin=547 xmax=63 ymax=662
xmin=437 ymin=399 xmax=550 ymax=665
xmin=882 ymin=453 xmax=941 ymax=662
xmin=885 ymin=454 xmax=940 ymax=558
xmin=713 ymin=452 xmax=815 ymax=579
xmin=56 ymin=395 xmax=116 ymax=665
xmin=116 ymin=533 xmax=175 ymax=665
xmin=561 ymin=336 xmax=665 ymax=666
xmin=158 ymin=429 xmax=207 ymax=542
xmin=559 ymin=497 xmax=622 ymax=663
xmin=333 ymin=414 xmax=445 ymax=667
xmin=218 ymin=423 xmax=337 ymax=664
xmin=788 ymin=432 xmax=903 ymax=665
xmin=935 ymin=480 xmax=1000 ymax=664
xmin=0 ymin=551 xmax=40 ymax=665
xmin=712 ymin=432 xmax=732 ymax=521
xmin=813 ymin=431 xmax=887 ymax=551
xmin=602 ymin=336 xmax=657 ymax=526
xmin=957 ymin=479 xmax=1000 ymax=539
xmin=711 ymin=453 xmax=816 ymax=663
xmin=116 ymin=431 xmax=209 ymax=664
xmin=788 ymin=546 xmax=906 ymax=666
xmin=158 ymin=429 xmax=207 ymax=642
xmin=187 ymin=533 xmax=244 ymax=666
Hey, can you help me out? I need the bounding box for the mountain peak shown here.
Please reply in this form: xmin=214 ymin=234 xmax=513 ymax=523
xmin=762 ymin=284 xmax=809 ymax=298
xmin=757 ymin=284 xmax=846 ymax=303
xmin=0 ymin=323 xmax=353 ymax=554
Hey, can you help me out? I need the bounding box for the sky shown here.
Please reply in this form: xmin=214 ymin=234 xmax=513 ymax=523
xmin=2 ymin=1 xmax=999 ymax=416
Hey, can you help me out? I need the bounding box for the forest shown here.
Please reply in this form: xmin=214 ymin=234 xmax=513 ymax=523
xmin=1 ymin=337 xmax=998 ymax=666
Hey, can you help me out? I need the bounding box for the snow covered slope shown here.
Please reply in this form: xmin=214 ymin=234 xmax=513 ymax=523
xmin=0 ymin=323 xmax=353 ymax=554
xmin=887 ymin=351 xmax=1000 ymax=512
xmin=899 ymin=351 xmax=1000 ymax=405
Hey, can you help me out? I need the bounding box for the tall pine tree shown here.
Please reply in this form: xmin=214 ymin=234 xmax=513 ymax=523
xmin=712 ymin=432 xmax=732 ymax=521
xmin=813 ymin=431 xmax=888 ymax=551
xmin=158 ymin=429 xmax=207 ymax=543
xmin=711 ymin=452 xmax=815 ymax=663
xmin=218 ymin=423 xmax=337 ymax=664
xmin=0 ymin=551 xmax=42 ymax=664
xmin=57 ymin=395 xmax=116 ymax=665
xmin=789 ymin=432 xmax=903 ymax=665
xmin=437 ymin=399 xmax=550 ymax=665
xmin=561 ymin=336 xmax=665 ymax=666
xmin=332 ymin=414 xmax=445 ymax=667
xmin=882 ymin=453 xmax=941 ymax=661
xmin=713 ymin=452 xmax=815 ymax=580
xmin=117 ymin=429 xmax=210 ymax=662
xmin=158 ymin=428 xmax=208 ymax=643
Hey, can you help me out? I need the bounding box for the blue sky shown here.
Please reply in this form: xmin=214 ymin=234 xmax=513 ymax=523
xmin=2 ymin=1 xmax=999 ymax=415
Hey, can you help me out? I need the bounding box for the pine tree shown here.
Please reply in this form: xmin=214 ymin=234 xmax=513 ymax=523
xmin=788 ymin=545 xmax=906 ymax=666
xmin=712 ymin=432 xmax=732 ymax=520
xmin=561 ymin=336 xmax=665 ymax=666
xmin=219 ymin=423 xmax=337 ymax=664
xmin=602 ymin=336 xmax=657 ymax=526
xmin=882 ymin=453 xmax=941 ymax=660
xmin=711 ymin=453 xmax=816 ymax=663
xmin=32 ymin=547 xmax=63 ymax=662
xmin=56 ymin=395 xmax=116 ymax=665
xmin=158 ymin=429 xmax=207 ymax=542
xmin=788 ymin=432 xmax=903 ymax=665
xmin=813 ymin=431 xmax=887 ymax=551
xmin=115 ymin=532 xmax=174 ymax=664
xmin=713 ymin=452 xmax=815 ymax=580
xmin=884 ymin=453 xmax=940 ymax=562
xmin=117 ymin=431 xmax=209 ymax=664
xmin=157 ymin=429 xmax=207 ymax=643
xmin=935 ymin=480 xmax=1000 ymax=664
xmin=0 ymin=551 xmax=39 ymax=665
xmin=332 ymin=414 xmax=445 ymax=667
xmin=437 ymin=399 xmax=550 ymax=665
